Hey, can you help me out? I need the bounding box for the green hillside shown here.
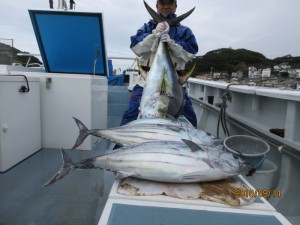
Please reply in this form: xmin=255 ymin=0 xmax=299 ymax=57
xmin=0 ymin=42 xmax=42 ymax=66
xmin=186 ymin=48 xmax=299 ymax=76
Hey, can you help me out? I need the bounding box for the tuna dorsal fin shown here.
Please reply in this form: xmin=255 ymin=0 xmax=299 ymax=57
xmin=179 ymin=63 xmax=196 ymax=85
xmin=143 ymin=0 xmax=195 ymax=25
xmin=182 ymin=139 xmax=204 ymax=152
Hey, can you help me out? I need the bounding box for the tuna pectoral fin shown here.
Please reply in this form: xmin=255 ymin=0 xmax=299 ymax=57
xmin=72 ymin=117 xmax=90 ymax=149
xmin=179 ymin=63 xmax=196 ymax=85
xmin=136 ymin=58 xmax=148 ymax=80
xmin=182 ymin=139 xmax=205 ymax=152
xmin=172 ymin=98 xmax=185 ymax=119
xmin=43 ymin=149 xmax=75 ymax=187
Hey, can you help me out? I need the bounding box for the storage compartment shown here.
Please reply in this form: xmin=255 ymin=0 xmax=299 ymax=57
xmin=31 ymin=73 xmax=108 ymax=150
xmin=0 ymin=75 xmax=41 ymax=172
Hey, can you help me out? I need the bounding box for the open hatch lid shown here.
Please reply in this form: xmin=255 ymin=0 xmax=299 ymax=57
xmin=29 ymin=10 xmax=107 ymax=75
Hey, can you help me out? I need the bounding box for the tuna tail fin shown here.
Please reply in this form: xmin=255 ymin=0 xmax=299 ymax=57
xmin=143 ymin=0 xmax=164 ymax=23
xmin=143 ymin=0 xmax=195 ymax=25
xmin=179 ymin=63 xmax=196 ymax=85
xmin=72 ymin=117 xmax=90 ymax=149
xmin=168 ymin=7 xmax=196 ymax=26
xmin=43 ymin=149 xmax=75 ymax=187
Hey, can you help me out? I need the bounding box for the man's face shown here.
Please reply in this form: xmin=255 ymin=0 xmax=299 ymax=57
xmin=156 ymin=0 xmax=177 ymax=18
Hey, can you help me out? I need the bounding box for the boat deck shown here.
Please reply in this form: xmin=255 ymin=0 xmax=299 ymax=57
xmin=0 ymin=141 xmax=115 ymax=225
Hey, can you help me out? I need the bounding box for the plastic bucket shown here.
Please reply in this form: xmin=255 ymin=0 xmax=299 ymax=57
xmin=224 ymin=135 xmax=270 ymax=169
xmin=244 ymin=159 xmax=278 ymax=190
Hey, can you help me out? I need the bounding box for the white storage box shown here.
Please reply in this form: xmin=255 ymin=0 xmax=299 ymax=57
xmin=0 ymin=75 xmax=41 ymax=171
xmin=28 ymin=73 xmax=108 ymax=150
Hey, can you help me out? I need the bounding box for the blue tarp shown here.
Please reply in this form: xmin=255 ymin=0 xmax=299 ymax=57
xmin=107 ymin=69 xmax=126 ymax=86
xmin=108 ymin=75 xmax=125 ymax=86
xmin=107 ymin=60 xmax=126 ymax=86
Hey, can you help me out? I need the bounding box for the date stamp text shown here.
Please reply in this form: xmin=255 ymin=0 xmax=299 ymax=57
xmin=235 ymin=188 xmax=281 ymax=198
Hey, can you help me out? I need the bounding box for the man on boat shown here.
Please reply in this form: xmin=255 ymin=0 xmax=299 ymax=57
xmin=120 ymin=0 xmax=198 ymax=127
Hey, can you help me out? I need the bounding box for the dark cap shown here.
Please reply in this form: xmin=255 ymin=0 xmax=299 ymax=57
xmin=157 ymin=0 xmax=177 ymax=3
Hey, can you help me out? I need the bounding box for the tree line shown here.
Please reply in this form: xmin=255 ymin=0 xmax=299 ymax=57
xmin=185 ymin=48 xmax=300 ymax=77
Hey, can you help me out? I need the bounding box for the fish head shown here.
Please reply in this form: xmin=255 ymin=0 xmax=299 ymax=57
xmin=140 ymin=91 xmax=169 ymax=118
xmin=207 ymin=148 xmax=252 ymax=175
xmin=140 ymin=42 xmax=184 ymax=119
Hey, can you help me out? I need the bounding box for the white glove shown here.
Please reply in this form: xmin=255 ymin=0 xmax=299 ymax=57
xmin=156 ymin=22 xmax=166 ymax=33
xmin=155 ymin=22 xmax=169 ymax=37
xmin=160 ymin=33 xmax=173 ymax=43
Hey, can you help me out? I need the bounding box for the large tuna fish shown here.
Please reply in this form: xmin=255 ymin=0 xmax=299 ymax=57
xmin=44 ymin=140 xmax=251 ymax=187
xmin=139 ymin=1 xmax=196 ymax=118
xmin=71 ymin=117 xmax=222 ymax=149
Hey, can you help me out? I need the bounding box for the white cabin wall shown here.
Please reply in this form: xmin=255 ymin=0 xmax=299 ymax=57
xmin=7 ymin=71 xmax=108 ymax=150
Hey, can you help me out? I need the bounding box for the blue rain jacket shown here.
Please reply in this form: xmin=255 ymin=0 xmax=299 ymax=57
xmin=121 ymin=13 xmax=198 ymax=127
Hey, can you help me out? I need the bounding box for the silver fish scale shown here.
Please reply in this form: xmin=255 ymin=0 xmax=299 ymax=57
xmin=46 ymin=141 xmax=249 ymax=186
xmin=90 ymin=141 xmax=246 ymax=183
xmin=72 ymin=117 xmax=222 ymax=150
xmin=97 ymin=122 xmax=222 ymax=148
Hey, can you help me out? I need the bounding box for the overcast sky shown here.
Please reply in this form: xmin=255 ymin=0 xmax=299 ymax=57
xmin=1 ymin=0 xmax=300 ymax=64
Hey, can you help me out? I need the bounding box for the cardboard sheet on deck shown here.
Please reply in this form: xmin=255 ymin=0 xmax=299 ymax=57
xmin=117 ymin=177 xmax=254 ymax=206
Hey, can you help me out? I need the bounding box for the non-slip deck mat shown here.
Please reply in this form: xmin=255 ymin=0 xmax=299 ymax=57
xmin=107 ymin=203 xmax=283 ymax=225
